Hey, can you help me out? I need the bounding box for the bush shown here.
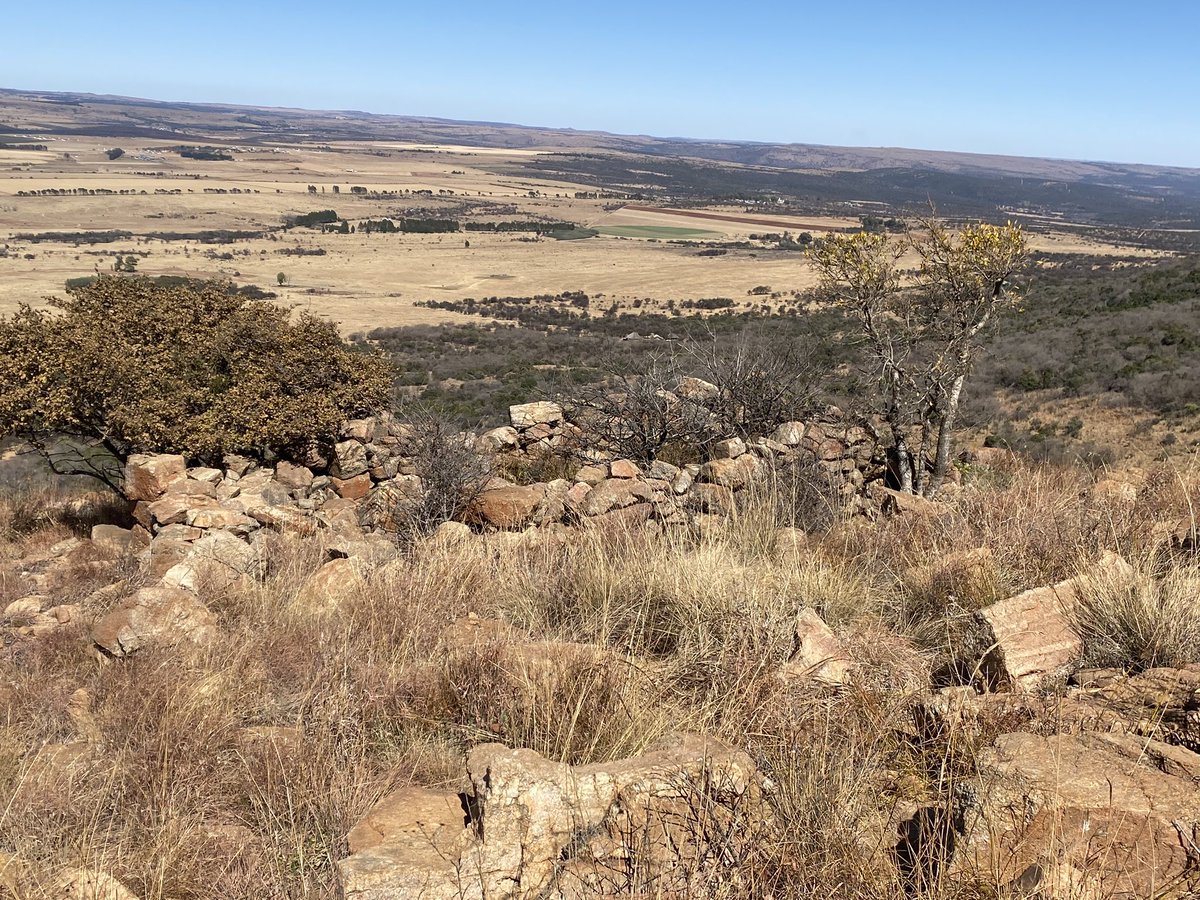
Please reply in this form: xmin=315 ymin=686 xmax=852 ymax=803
xmin=0 ymin=276 xmax=392 ymax=478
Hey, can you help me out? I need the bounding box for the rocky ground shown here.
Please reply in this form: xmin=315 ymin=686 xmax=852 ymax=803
xmin=1 ymin=405 xmax=1199 ymax=898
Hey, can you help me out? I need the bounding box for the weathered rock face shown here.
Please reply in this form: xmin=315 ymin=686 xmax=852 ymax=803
xmin=338 ymin=734 xmax=766 ymax=900
xmin=974 ymin=551 xmax=1134 ymax=691
xmin=124 ymin=453 xmax=186 ymax=501
xmin=954 ymin=731 xmax=1200 ymax=899
xmin=92 ymin=585 xmax=216 ymax=656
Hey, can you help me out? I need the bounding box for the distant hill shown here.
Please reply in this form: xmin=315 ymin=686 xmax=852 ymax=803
xmin=4 ymin=87 xmax=1200 ymax=228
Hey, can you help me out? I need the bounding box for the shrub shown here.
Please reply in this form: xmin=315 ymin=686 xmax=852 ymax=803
xmin=0 ymin=276 xmax=392 ymax=480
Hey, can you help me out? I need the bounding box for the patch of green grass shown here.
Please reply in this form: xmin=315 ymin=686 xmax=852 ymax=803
xmin=596 ymin=225 xmax=722 ymax=239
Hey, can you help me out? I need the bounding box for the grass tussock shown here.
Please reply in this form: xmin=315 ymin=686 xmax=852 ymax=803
xmin=2 ymin=451 xmax=1200 ymax=897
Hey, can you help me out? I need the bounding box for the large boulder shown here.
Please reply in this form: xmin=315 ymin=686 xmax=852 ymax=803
xmin=92 ymin=585 xmax=216 ymax=656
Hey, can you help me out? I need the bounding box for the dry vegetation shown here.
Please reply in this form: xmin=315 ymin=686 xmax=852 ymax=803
xmin=2 ymin=452 xmax=1199 ymax=898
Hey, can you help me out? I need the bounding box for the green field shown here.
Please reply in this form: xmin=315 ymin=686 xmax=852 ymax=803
xmin=596 ymin=225 xmax=722 ymax=239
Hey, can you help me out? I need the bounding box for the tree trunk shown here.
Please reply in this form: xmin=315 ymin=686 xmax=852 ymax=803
xmin=928 ymin=371 xmax=967 ymax=498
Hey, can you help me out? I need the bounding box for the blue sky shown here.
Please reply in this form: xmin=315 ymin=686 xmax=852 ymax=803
xmin=4 ymin=0 xmax=1198 ymax=167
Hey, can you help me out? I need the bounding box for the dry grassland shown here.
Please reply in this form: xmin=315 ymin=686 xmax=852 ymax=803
xmin=0 ymin=135 xmax=1155 ymax=334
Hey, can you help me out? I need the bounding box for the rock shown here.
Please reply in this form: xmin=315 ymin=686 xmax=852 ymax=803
xmin=146 ymin=494 xmax=195 ymax=527
xmin=275 ymin=461 xmax=315 ymax=491
xmin=481 ymin=426 xmax=520 ymax=451
xmin=343 ymin=417 xmax=381 ymax=442
xmin=779 ymin=608 xmax=853 ymax=686
xmin=295 ymin=558 xmax=366 ymax=614
xmin=187 ymin=466 xmax=224 ymax=485
xmin=123 ymin=453 xmax=186 ymax=501
xmin=608 ymin=458 xmax=642 ymax=479
xmin=675 ymin=376 xmax=719 ymax=400
xmin=90 ymin=524 xmax=141 ymax=557
xmin=671 ymin=469 xmax=694 ymax=495
xmin=698 ymin=454 xmax=760 ymax=490
xmin=54 ymin=868 xmax=140 ymax=900
xmin=467 ymin=736 xmax=763 ymax=897
xmin=954 ymin=731 xmax=1200 ymax=898
xmin=648 ymin=460 xmax=680 ymax=481
xmin=579 ymin=478 xmax=653 ymax=517
xmin=245 ymin=503 xmax=316 ymax=536
xmin=155 ymin=523 xmax=203 ymax=542
xmin=713 ymin=437 xmax=746 ymax=459
xmin=509 ymin=401 xmax=563 ymax=429
xmin=429 ymin=520 xmax=473 ymax=547
xmin=223 ymin=453 xmax=255 ymax=477
xmin=466 ymin=483 xmax=547 ymax=530
xmin=332 ymin=473 xmax=373 ymax=501
xmin=771 ymin=421 xmax=806 ymax=446
xmin=3 ymin=596 xmax=44 ymax=620
xmin=144 ymin=537 xmax=192 ymax=580
xmin=92 ymin=585 xmax=217 ymax=656
xmin=339 ymin=786 xmax=475 ymax=900
xmin=331 ymin=440 xmax=369 ymax=479
xmin=691 ymin=483 xmax=734 ymax=515
xmin=161 ymin=531 xmax=259 ymax=594
xmin=975 ymin=551 xmax=1134 ymax=691
xmin=574 ymin=464 xmax=608 ymax=486
xmin=337 ymin=735 xmax=764 ymax=900
xmin=186 ymin=507 xmax=258 ymax=532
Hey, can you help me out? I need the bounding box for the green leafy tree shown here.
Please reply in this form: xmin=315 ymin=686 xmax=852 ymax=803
xmin=811 ymin=220 xmax=1028 ymax=496
xmin=0 ymin=276 xmax=392 ymax=490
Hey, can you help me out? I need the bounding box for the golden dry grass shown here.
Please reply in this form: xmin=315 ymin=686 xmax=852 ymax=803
xmin=1 ymin=453 xmax=1198 ymax=897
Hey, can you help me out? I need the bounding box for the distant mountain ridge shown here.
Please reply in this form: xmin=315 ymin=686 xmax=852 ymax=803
xmin=3 ymin=87 xmax=1200 ymax=229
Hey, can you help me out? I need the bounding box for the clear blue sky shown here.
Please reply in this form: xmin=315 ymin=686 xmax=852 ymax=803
xmin=4 ymin=0 xmax=1198 ymax=167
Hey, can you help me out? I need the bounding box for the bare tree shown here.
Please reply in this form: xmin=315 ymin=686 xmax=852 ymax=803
xmin=684 ymin=331 xmax=823 ymax=440
xmin=560 ymin=351 xmax=716 ymax=464
xmin=810 ymin=220 xmax=1028 ymax=496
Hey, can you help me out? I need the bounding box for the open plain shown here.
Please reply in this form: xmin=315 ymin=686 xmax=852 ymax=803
xmin=0 ymin=90 xmax=1178 ymax=335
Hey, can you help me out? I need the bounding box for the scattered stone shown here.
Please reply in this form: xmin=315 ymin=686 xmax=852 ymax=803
xmin=780 ymin=608 xmax=854 ymax=686
xmin=713 ymin=437 xmax=747 ymax=459
xmin=92 ymin=585 xmax=217 ymax=656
